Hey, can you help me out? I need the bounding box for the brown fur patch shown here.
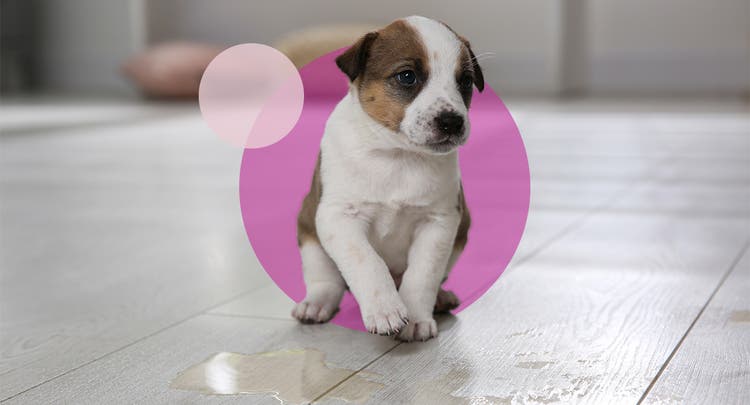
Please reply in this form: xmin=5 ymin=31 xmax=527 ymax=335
xmin=454 ymin=184 xmax=471 ymax=251
xmin=337 ymin=20 xmax=429 ymax=132
xmin=359 ymin=83 xmax=405 ymax=131
xmin=297 ymin=154 xmax=322 ymax=246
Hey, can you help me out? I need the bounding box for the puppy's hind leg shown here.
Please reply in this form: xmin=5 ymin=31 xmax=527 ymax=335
xmin=292 ymin=241 xmax=346 ymax=324
xmin=434 ymin=287 xmax=460 ymax=313
xmin=434 ymin=248 xmax=462 ymax=314
xmin=434 ymin=189 xmax=470 ymax=315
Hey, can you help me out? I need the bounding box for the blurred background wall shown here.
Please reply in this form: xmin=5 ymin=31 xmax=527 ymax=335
xmin=2 ymin=0 xmax=749 ymax=97
xmin=1 ymin=0 xmax=147 ymax=95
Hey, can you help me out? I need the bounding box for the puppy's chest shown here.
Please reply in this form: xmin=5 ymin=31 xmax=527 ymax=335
xmin=366 ymin=203 xmax=427 ymax=271
xmin=367 ymin=203 xmax=424 ymax=240
xmin=329 ymin=155 xmax=454 ymax=205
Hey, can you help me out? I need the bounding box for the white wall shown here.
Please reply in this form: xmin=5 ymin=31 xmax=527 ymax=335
xmin=31 ymin=0 xmax=750 ymax=96
xmin=36 ymin=0 xmax=146 ymax=94
xmin=587 ymin=0 xmax=750 ymax=95
xmin=147 ymin=0 xmax=564 ymax=96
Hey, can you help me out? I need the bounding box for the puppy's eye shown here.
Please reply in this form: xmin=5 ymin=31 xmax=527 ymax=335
xmin=459 ymin=74 xmax=473 ymax=89
xmin=395 ymin=70 xmax=417 ymax=86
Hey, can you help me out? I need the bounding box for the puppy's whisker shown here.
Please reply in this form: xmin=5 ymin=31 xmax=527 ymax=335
xmin=464 ymin=52 xmax=496 ymax=68
xmin=471 ymin=52 xmax=496 ymax=60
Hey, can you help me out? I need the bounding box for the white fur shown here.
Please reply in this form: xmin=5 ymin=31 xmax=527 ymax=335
xmin=294 ymin=17 xmax=466 ymax=341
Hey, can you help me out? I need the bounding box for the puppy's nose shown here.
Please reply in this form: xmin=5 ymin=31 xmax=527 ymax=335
xmin=435 ymin=111 xmax=464 ymax=136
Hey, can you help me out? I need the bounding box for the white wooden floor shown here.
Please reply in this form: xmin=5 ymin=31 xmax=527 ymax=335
xmin=1 ymin=98 xmax=748 ymax=404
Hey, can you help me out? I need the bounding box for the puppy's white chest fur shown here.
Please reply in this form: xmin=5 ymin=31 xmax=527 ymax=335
xmin=364 ymin=202 xmax=429 ymax=274
xmin=319 ymin=94 xmax=461 ymax=273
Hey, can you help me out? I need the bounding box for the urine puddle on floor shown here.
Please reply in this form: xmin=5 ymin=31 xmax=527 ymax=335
xmin=170 ymin=349 xmax=383 ymax=404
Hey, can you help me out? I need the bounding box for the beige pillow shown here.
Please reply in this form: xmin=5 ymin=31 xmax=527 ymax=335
xmin=273 ymin=24 xmax=379 ymax=68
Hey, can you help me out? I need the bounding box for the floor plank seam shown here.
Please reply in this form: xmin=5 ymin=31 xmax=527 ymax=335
xmin=636 ymin=239 xmax=750 ymax=404
xmin=203 ymin=312 xmax=297 ymax=322
xmin=0 ymin=286 xmax=260 ymax=403
xmin=311 ymin=342 xmax=403 ymax=404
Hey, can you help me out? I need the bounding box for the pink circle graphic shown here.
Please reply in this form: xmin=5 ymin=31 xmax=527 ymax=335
xmin=199 ymin=43 xmax=303 ymax=148
xmin=240 ymin=50 xmax=529 ymax=332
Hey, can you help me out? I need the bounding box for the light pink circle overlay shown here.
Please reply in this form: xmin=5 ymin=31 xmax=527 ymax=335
xmin=240 ymin=50 xmax=529 ymax=332
xmin=199 ymin=43 xmax=303 ymax=148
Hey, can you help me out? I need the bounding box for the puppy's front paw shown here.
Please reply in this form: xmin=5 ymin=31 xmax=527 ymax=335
xmin=396 ymin=318 xmax=438 ymax=342
xmin=292 ymin=301 xmax=338 ymax=324
xmin=361 ymin=297 xmax=409 ymax=336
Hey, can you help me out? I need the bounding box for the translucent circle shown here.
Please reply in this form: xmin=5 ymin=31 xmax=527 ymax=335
xmin=199 ymin=43 xmax=303 ymax=149
xmin=239 ymin=50 xmax=530 ymax=332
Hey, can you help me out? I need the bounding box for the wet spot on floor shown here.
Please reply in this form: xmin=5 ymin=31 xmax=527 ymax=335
xmin=412 ymin=369 xmax=512 ymax=404
xmin=170 ymin=349 xmax=383 ymax=404
xmin=515 ymin=360 xmax=554 ymax=369
xmin=506 ymin=328 xmax=540 ymax=338
xmin=514 ymin=351 xmax=551 ymax=358
xmin=729 ymin=310 xmax=750 ymax=323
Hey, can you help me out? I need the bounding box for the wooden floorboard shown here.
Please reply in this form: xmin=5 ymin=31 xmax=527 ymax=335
xmin=0 ymin=115 xmax=273 ymax=399
xmin=643 ymin=246 xmax=750 ymax=404
xmin=1 ymin=100 xmax=747 ymax=403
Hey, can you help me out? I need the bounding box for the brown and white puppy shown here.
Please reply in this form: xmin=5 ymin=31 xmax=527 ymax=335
xmin=292 ymin=16 xmax=483 ymax=342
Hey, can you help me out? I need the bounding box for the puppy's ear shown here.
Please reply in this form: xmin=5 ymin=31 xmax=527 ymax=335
xmin=463 ymin=40 xmax=485 ymax=92
xmin=437 ymin=21 xmax=485 ymax=92
xmin=335 ymin=32 xmax=378 ymax=82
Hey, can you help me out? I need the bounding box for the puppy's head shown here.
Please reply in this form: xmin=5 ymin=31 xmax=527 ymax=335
xmin=336 ymin=16 xmax=484 ymax=155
